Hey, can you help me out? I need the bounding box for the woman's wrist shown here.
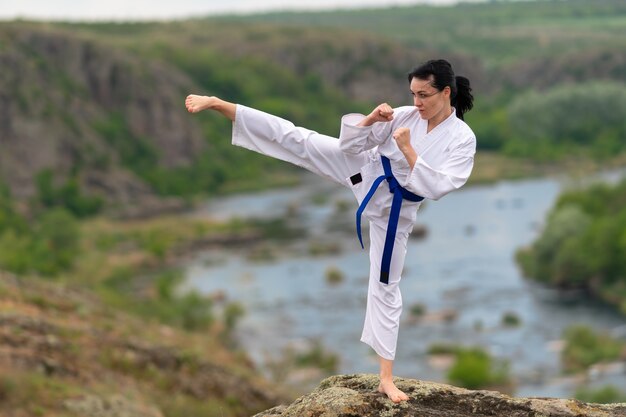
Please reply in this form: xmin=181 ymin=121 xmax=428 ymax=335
xmin=400 ymin=146 xmax=418 ymax=169
xmin=357 ymin=114 xmax=377 ymax=127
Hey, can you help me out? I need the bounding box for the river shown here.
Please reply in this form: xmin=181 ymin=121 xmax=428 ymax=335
xmin=183 ymin=171 xmax=626 ymax=398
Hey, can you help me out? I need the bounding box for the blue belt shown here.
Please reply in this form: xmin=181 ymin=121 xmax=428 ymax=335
xmin=355 ymin=156 xmax=424 ymax=284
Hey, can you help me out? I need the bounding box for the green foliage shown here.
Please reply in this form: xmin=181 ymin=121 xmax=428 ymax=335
xmin=517 ymin=178 xmax=626 ymax=312
xmin=293 ymin=340 xmax=339 ymax=374
xmin=503 ymin=82 xmax=626 ymax=159
xmin=561 ymin=325 xmax=624 ymax=374
xmin=517 ymin=204 xmax=592 ymax=285
xmin=0 ymin=182 xmax=28 ymax=236
xmin=147 ymin=271 xmax=215 ymax=331
xmin=35 ymin=169 xmax=103 ymax=218
xmin=469 ymin=100 xmax=510 ymax=151
xmin=0 ymin=370 xmax=80 ymax=415
xmin=231 ymin=0 xmax=626 ymax=68
xmin=249 ymin=217 xmax=305 ymax=241
xmin=409 ymin=303 xmax=426 ymax=317
xmin=223 ymin=302 xmax=245 ymax=334
xmin=501 ymin=312 xmax=521 ymax=327
xmin=427 ymin=343 xmax=458 ymax=355
xmin=0 ymin=203 xmax=80 ymax=277
xmin=29 ymin=209 xmax=81 ymax=276
xmin=447 ymin=346 xmax=510 ymax=390
xmin=324 ymin=266 xmax=344 ymax=285
xmin=158 ymin=393 xmax=247 ymax=417
xmin=7 ymin=3 xmax=626 ymax=206
xmin=575 ymin=385 xmax=626 ymax=404
xmin=92 ymin=112 xmax=159 ymax=176
xmin=91 ymin=103 xmax=298 ymax=199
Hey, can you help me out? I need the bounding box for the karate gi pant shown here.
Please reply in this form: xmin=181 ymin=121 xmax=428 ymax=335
xmin=232 ymin=105 xmax=417 ymax=360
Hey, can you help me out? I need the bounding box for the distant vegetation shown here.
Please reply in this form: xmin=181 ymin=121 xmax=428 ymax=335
xmin=223 ymin=0 xmax=626 ymax=161
xmin=0 ymin=182 xmax=80 ymax=276
xmin=427 ymin=343 xmax=511 ymax=391
xmin=517 ymin=178 xmax=626 ymax=314
xmin=561 ymin=325 xmax=625 ymax=374
xmin=2 ymin=0 xmax=625 ymax=212
xmin=231 ymin=0 xmax=626 ymax=68
xmin=1 ymin=2 xmax=626 ymax=412
xmin=575 ymin=385 xmax=626 ymax=404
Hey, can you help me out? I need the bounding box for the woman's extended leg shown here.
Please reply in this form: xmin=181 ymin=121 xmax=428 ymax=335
xmin=361 ymin=221 xmax=410 ymax=403
xmin=186 ymin=94 xmax=409 ymax=402
xmin=186 ymin=94 xmax=367 ymax=185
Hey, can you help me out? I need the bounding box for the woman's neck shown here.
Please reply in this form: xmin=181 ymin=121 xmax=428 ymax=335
xmin=427 ymin=105 xmax=453 ymax=133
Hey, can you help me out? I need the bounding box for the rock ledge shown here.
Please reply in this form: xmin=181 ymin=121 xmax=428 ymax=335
xmin=253 ymin=374 xmax=626 ymax=417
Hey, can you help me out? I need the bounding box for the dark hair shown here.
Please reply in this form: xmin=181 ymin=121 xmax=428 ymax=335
xmin=407 ymin=59 xmax=474 ymax=120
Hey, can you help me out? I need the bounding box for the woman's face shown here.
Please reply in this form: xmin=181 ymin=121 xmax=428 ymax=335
xmin=410 ymin=77 xmax=450 ymax=121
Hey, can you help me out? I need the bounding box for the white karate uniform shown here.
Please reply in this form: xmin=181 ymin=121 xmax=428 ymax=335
xmin=232 ymin=104 xmax=476 ymax=360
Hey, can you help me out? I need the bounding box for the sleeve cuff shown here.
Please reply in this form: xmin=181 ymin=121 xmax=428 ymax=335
xmin=341 ymin=113 xmax=368 ymax=126
xmin=402 ymin=155 xmax=429 ymax=188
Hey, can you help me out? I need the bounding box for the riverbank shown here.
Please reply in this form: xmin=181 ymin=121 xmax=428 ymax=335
xmin=469 ymin=152 xmax=626 ymax=185
xmin=184 ymin=169 xmax=626 ymax=400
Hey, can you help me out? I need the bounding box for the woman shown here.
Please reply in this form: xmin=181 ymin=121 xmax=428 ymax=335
xmin=185 ymin=59 xmax=476 ymax=403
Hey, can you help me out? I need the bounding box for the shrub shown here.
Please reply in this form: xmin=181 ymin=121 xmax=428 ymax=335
xmin=294 ymin=340 xmax=339 ymax=374
xmin=561 ymin=325 xmax=623 ymax=374
xmin=447 ymin=347 xmax=510 ymax=390
xmin=325 ymin=266 xmax=344 ymax=285
xmin=35 ymin=169 xmax=103 ymax=218
xmin=575 ymin=385 xmax=626 ymax=404
xmin=501 ymin=312 xmax=521 ymax=327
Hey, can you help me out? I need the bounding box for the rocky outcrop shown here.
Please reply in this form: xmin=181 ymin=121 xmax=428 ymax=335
xmin=0 ymin=23 xmax=205 ymax=216
xmin=254 ymin=374 xmax=626 ymax=417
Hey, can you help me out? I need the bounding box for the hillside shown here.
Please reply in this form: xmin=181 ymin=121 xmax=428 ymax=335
xmin=0 ymin=272 xmax=285 ymax=417
xmin=1 ymin=0 xmax=626 ymax=216
xmin=0 ymin=24 xmax=209 ymax=216
xmin=227 ymin=0 xmax=626 ymax=78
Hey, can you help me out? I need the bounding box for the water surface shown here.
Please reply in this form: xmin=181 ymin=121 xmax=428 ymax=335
xmin=185 ymin=172 xmax=626 ymax=398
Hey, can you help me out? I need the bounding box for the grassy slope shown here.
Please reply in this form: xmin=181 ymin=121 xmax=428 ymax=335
xmin=0 ymin=212 xmax=301 ymax=417
xmin=0 ymin=272 xmax=285 ymax=417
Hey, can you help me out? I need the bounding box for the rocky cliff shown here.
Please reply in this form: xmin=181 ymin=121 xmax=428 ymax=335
xmin=254 ymin=374 xmax=626 ymax=417
xmin=0 ymin=23 xmax=206 ymax=216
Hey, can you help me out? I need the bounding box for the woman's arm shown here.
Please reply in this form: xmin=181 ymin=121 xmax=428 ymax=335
xmin=357 ymin=103 xmax=394 ymax=127
xmin=401 ymin=137 xmax=476 ymax=200
xmin=339 ymin=103 xmax=395 ymax=154
xmin=392 ymin=127 xmax=417 ymax=169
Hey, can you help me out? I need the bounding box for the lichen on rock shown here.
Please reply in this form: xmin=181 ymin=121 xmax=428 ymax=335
xmin=253 ymin=374 xmax=626 ymax=417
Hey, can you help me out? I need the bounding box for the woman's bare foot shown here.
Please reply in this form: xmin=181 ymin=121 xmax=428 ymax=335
xmin=378 ymin=379 xmax=409 ymax=403
xmin=185 ymin=94 xmax=236 ymax=121
xmin=185 ymin=94 xmax=217 ymax=113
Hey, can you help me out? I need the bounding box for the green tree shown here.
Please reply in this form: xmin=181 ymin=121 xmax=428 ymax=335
xmin=505 ymin=82 xmax=626 ymax=159
xmin=517 ymin=178 xmax=626 ymax=313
